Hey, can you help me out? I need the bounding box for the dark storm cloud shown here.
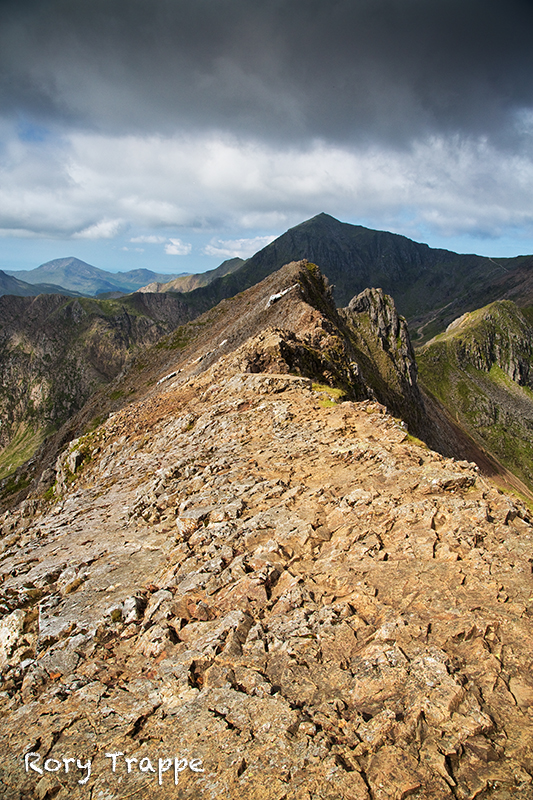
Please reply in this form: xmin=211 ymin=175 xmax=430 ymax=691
xmin=1 ymin=0 xmax=533 ymax=146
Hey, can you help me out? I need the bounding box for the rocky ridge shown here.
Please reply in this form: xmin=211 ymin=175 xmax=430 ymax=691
xmin=167 ymin=213 xmax=533 ymax=343
xmin=2 ymin=260 xmax=482 ymax=510
xmin=0 ymin=263 xmax=532 ymax=799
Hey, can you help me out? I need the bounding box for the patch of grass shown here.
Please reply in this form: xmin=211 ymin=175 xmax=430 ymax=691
xmin=87 ymin=414 xmax=106 ymax=432
xmin=489 ymin=363 xmax=533 ymax=401
xmin=155 ymin=325 xmax=194 ymax=351
xmin=42 ymin=485 xmax=56 ymax=502
xmin=72 ymin=429 xmax=100 ymax=465
xmin=406 ymin=433 xmax=429 ymax=449
xmin=312 ymin=382 xmax=346 ymax=407
xmin=0 ymin=470 xmax=31 ymax=500
xmin=0 ymin=425 xmax=48 ymax=480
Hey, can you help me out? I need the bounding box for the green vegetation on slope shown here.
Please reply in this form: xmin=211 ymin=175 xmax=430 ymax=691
xmin=0 ymin=292 xmax=195 ymax=479
xmin=418 ymin=300 xmax=533 ymax=489
xmin=0 ymin=425 xmax=49 ymax=480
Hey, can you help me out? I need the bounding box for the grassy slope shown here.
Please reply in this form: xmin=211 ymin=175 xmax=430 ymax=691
xmin=417 ymin=300 xmax=533 ymax=490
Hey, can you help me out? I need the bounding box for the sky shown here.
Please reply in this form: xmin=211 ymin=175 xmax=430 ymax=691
xmin=2 ymin=0 xmax=533 ymax=275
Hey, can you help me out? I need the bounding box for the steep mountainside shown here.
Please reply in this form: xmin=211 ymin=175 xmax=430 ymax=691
xmin=149 ymin=213 xmax=533 ymax=342
xmin=7 ymin=258 xmax=188 ymax=296
xmin=138 ymin=257 xmax=246 ymax=294
xmin=0 ymin=292 xmax=196 ymax=481
xmin=489 ymin=254 xmax=533 ymax=307
xmin=418 ymin=301 xmax=533 ymax=492
xmin=0 ymin=263 xmax=532 ymax=799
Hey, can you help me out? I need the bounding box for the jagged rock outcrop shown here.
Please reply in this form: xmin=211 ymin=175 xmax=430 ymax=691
xmin=346 ymin=288 xmax=418 ymax=386
xmin=342 ymin=288 xmax=422 ymax=431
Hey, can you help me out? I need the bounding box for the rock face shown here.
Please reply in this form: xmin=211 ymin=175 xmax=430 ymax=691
xmin=343 ymin=288 xmax=422 ymax=430
xmin=0 ymin=262 xmax=532 ymax=799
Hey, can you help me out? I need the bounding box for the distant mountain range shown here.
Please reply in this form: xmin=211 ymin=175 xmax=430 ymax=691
xmin=4 ymin=217 xmax=533 ymax=343
xmin=137 ymin=257 xmax=246 ymax=293
xmin=0 ymin=269 xmax=84 ymax=298
xmin=5 ymin=257 xmax=190 ymax=297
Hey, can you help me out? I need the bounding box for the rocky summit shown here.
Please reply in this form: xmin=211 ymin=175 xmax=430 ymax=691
xmin=0 ymin=263 xmax=532 ymax=800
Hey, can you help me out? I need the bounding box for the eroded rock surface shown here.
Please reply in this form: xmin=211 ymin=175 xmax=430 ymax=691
xmin=0 ymin=262 xmax=532 ymax=799
xmin=0 ymin=362 xmax=532 ymax=799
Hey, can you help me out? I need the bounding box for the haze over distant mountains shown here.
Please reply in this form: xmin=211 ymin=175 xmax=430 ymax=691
xmin=0 ymin=268 xmax=84 ymax=298
xmin=5 ymin=257 xmax=190 ymax=297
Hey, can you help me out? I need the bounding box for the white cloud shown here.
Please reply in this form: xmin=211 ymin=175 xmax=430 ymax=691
xmin=130 ymin=235 xmax=167 ymax=243
xmin=73 ymin=219 xmax=125 ymax=239
xmin=1 ymin=127 xmax=533 ymax=250
xmin=165 ymin=238 xmax=192 ymax=255
xmin=204 ymin=235 xmax=277 ymax=259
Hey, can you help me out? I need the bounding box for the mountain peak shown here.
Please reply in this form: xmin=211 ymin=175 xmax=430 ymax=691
xmin=37 ymin=256 xmax=94 ymax=271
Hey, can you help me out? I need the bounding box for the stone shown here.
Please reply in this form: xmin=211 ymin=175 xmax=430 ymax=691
xmin=0 ymin=609 xmax=25 ymax=667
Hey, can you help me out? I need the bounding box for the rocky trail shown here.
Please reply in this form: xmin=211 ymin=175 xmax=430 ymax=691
xmin=0 ymin=263 xmax=532 ymax=799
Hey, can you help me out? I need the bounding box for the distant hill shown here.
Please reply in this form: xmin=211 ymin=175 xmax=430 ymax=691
xmin=0 ymin=269 xmax=84 ymax=298
xmin=137 ymin=257 xmax=246 ymax=293
xmin=6 ymin=257 xmax=189 ymax=297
